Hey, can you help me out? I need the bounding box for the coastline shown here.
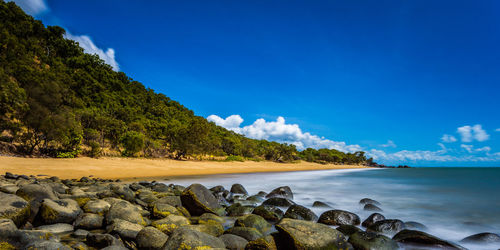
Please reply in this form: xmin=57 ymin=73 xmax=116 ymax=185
xmin=0 ymin=156 xmax=369 ymax=180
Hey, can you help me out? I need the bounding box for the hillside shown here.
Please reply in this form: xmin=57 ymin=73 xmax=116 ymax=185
xmin=0 ymin=1 xmax=369 ymax=165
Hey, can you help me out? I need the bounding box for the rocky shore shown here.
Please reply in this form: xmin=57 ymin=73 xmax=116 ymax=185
xmin=0 ymin=172 xmax=498 ymax=249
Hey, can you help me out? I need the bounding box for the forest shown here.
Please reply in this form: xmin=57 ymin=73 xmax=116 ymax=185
xmin=0 ymin=1 xmax=371 ymax=165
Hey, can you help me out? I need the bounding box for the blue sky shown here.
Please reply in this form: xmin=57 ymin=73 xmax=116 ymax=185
xmin=13 ymin=0 xmax=500 ymax=166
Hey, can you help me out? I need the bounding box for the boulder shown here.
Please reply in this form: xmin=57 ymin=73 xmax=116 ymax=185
xmin=110 ymin=184 xmax=135 ymax=202
xmin=364 ymin=204 xmax=383 ymax=212
xmin=312 ymin=201 xmax=331 ymax=208
xmin=348 ymin=231 xmax=398 ymax=250
xmin=245 ymin=235 xmax=278 ymax=250
xmin=86 ymin=233 xmax=124 ymax=249
xmin=198 ymin=213 xmax=225 ymax=225
xmin=106 ymin=200 xmax=146 ymax=226
xmin=284 ymin=204 xmax=318 ymax=221
xmin=36 ymin=223 xmax=74 ymax=234
xmin=163 ymin=227 xmax=225 ymax=249
xmin=83 ymin=199 xmax=111 ymax=215
xmin=225 ymin=226 xmax=263 ymax=241
xmin=151 ymin=215 xmax=190 ymax=234
xmin=367 ymin=219 xmax=405 ymax=235
xmin=265 ymin=186 xmax=293 ymax=200
xmin=136 ymin=226 xmax=169 ymax=249
xmin=0 ymin=192 xmax=30 ymax=227
xmin=0 ymin=219 xmax=18 ymax=239
xmin=152 ymin=203 xmax=181 ymax=218
xmin=210 ymin=185 xmax=226 ymax=193
xmin=318 ymin=209 xmax=361 ymax=226
xmin=73 ymin=229 xmax=89 ymax=239
xmin=180 ymin=184 xmax=223 ymax=216
xmin=16 ymin=184 xmax=57 ymax=202
xmin=230 ymin=184 xmax=248 ymax=195
xmin=460 ymin=232 xmax=500 ymax=243
xmin=39 ymin=198 xmax=81 ymax=224
xmin=107 ymin=218 xmax=144 ymax=239
xmin=24 ymin=240 xmax=71 ymax=250
xmin=262 ymin=197 xmax=295 ymax=207
xmin=359 ymin=198 xmax=381 ymax=206
xmin=219 ymin=234 xmax=248 ymax=250
xmin=336 ymin=225 xmax=362 ymax=236
xmin=404 ymin=221 xmax=427 ymax=231
xmin=235 ymin=214 xmax=271 ymax=234
xmin=0 ymin=184 xmax=18 ymax=194
xmin=227 ymin=203 xmax=254 ymax=216
xmin=393 ymin=229 xmax=466 ymax=249
xmin=275 ymin=218 xmax=352 ymax=249
xmin=151 ymin=196 xmax=182 ymax=208
xmin=252 ymin=205 xmax=283 ymax=223
xmin=180 ymin=223 xmax=224 ymax=237
xmin=74 ymin=213 xmax=104 ymax=229
xmin=362 ymin=213 xmax=385 ymax=228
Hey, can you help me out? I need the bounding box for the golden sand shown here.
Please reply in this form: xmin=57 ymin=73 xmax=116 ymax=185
xmin=0 ymin=156 xmax=369 ymax=180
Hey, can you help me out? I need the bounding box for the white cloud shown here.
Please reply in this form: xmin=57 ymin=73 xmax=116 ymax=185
xmin=496 ymin=128 xmax=500 ymax=132
xmin=441 ymin=134 xmax=457 ymax=143
xmin=207 ymin=115 xmax=362 ymax=152
xmin=9 ymin=0 xmax=48 ymax=15
xmin=460 ymin=144 xmax=491 ymax=153
xmin=368 ymin=147 xmax=499 ymax=163
xmin=460 ymin=144 xmax=474 ymax=153
xmin=457 ymin=124 xmax=489 ymax=142
xmin=64 ymin=32 xmax=120 ymax=71
xmin=380 ymin=140 xmax=397 ymax=148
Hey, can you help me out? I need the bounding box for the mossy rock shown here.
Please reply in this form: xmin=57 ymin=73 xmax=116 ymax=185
xmin=106 ymin=200 xmax=147 ymax=226
xmin=0 ymin=192 xmax=31 ymax=227
xmin=180 ymin=184 xmax=223 ymax=216
xmin=227 ymin=203 xmax=254 ymax=217
xmin=393 ymin=229 xmax=466 ymax=249
xmin=39 ymin=198 xmax=82 ymax=224
xmin=153 ymin=203 xmax=181 ymax=218
xmin=151 ymin=196 xmax=182 ymax=208
xmin=181 ymin=223 xmax=224 ymax=237
xmin=235 ymin=214 xmax=271 ymax=234
xmin=108 ymin=218 xmax=144 ymax=239
xmin=0 ymin=242 xmax=16 ymax=250
xmin=252 ymin=205 xmax=283 ymax=223
xmin=284 ymin=205 xmax=318 ymax=221
xmin=336 ymin=225 xmax=362 ymax=236
xmin=198 ymin=213 xmax=225 ymax=225
xmin=219 ymin=234 xmax=248 ymax=250
xmin=83 ymin=199 xmax=111 ymax=216
xmin=152 ymin=215 xmax=190 ymax=235
xmin=163 ymin=227 xmax=225 ymax=249
xmin=136 ymin=226 xmax=168 ymax=249
xmin=15 ymin=184 xmax=57 ymax=202
xmin=348 ymin=231 xmax=398 ymax=250
xmin=275 ymin=218 xmax=352 ymax=250
xmin=230 ymin=184 xmax=248 ymax=195
xmin=74 ymin=213 xmax=104 ymax=230
xmin=225 ymin=227 xmax=263 ymax=241
xmin=245 ymin=235 xmax=278 ymax=250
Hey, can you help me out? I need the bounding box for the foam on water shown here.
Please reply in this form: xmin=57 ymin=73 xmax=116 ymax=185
xmin=165 ymin=167 xmax=500 ymax=250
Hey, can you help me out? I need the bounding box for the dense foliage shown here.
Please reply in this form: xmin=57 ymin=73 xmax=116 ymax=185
xmin=0 ymin=1 xmax=370 ymax=165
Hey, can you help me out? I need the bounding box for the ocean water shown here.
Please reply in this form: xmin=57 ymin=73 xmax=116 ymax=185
xmin=165 ymin=167 xmax=500 ymax=249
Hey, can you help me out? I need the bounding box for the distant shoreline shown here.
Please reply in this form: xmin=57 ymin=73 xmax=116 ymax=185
xmin=0 ymin=156 xmax=370 ymax=180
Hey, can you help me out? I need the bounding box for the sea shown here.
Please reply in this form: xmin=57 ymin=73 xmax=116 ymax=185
xmin=165 ymin=167 xmax=500 ymax=250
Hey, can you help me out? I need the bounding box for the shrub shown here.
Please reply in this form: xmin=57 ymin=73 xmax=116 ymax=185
xmin=224 ymin=155 xmax=245 ymax=162
xmin=88 ymin=141 xmax=101 ymax=158
xmin=120 ymin=131 xmax=145 ymax=157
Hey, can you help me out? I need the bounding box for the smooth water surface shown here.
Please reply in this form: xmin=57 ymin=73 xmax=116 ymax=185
xmin=165 ymin=167 xmax=500 ymax=249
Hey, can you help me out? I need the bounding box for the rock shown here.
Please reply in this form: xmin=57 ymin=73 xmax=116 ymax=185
xmin=16 ymin=184 xmax=57 ymax=202
xmin=265 ymin=186 xmax=293 ymax=200
xmin=227 ymin=203 xmax=254 ymax=216
xmin=231 ymin=184 xmax=248 ymax=195
xmin=318 ymin=209 xmax=361 ymax=226
xmin=110 ymin=184 xmax=135 ymax=202
xmin=180 ymin=223 xmax=224 ymax=237
xmin=219 ymin=234 xmax=248 ymax=250
xmin=86 ymin=233 xmax=124 ymax=249
xmin=364 ymin=204 xmax=383 ymax=212
xmin=0 ymin=219 xmax=18 ymax=239
xmin=367 ymin=219 xmax=405 ymax=235
xmin=151 ymin=183 xmax=170 ymax=193
xmin=348 ymin=231 xmax=399 ymax=250
xmin=83 ymin=199 xmax=111 ymax=215
xmin=359 ymin=198 xmax=381 ymax=206
xmin=262 ymin=197 xmax=295 ymax=207
xmin=210 ymin=185 xmax=226 ymax=193
xmin=108 ymin=218 xmax=144 ymax=239
xmin=312 ymin=201 xmax=331 ymax=208
xmin=284 ymin=204 xmax=318 ymax=221
xmin=362 ymin=213 xmax=386 ymax=228
xmin=106 ymin=200 xmax=146 ymax=226
xmin=336 ymin=225 xmax=362 ymax=236
xmin=151 ymin=215 xmax=190 ymax=234
xmin=180 ymin=184 xmax=223 ymax=216
xmin=36 ymin=223 xmax=74 ymax=234
xmin=460 ymin=232 xmax=500 ymax=243
xmin=0 ymin=184 xmax=18 ymax=194
xmin=198 ymin=213 xmax=225 ymax=225
xmin=74 ymin=213 xmax=104 ymax=229
xmin=225 ymin=227 xmax=263 ymax=241
xmin=73 ymin=229 xmax=89 ymax=239
xmin=404 ymin=221 xmax=428 ymax=231
xmin=24 ymin=240 xmax=71 ymax=250
xmin=152 ymin=196 xmax=182 ymax=208
xmin=163 ymin=227 xmax=225 ymax=249
xmin=4 ymin=172 xmax=17 ymax=179
xmin=393 ymin=229 xmax=466 ymax=249
xmin=71 ymin=241 xmax=89 ymax=250
xmin=235 ymin=214 xmax=271 ymax=234
xmin=136 ymin=226 xmax=169 ymax=249
xmin=245 ymin=235 xmax=278 ymax=250
xmin=152 ymin=203 xmax=181 ymax=218
xmin=275 ymin=218 xmax=352 ymax=249
xmin=252 ymin=205 xmax=283 ymax=223
xmin=39 ymin=198 xmax=81 ymax=224
xmin=0 ymin=192 xmax=30 ymax=227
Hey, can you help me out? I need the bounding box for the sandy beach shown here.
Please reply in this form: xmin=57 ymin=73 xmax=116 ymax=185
xmin=0 ymin=156 xmax=368 ymax=180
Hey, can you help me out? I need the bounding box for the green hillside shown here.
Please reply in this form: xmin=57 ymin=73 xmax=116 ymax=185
xmin=0 ymin=1 xmax=369 ymax=165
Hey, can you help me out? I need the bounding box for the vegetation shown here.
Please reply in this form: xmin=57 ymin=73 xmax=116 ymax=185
xmin=0 ymin=1 xmax=370 ymax=165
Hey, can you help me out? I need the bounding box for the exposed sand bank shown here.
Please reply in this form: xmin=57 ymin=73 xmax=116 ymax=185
xmin=0 ymin=156 xmax=369 ymax=180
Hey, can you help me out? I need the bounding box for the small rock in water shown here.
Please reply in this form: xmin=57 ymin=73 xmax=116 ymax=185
xmin=312 ymin=201 xmax=331 ymax=208
xmin=262 ymin=197 xmax=295 ymax=207
xmin=359 ymin=198 xmax=381 ymax=206
xmin=460 ymin=232 xmax=500 ymax=243
xmin=404 ymin=221 xmax=428 ymax=231
xmin=252 ymin=205 xmax=284 ymax=222
xmin=284 ymin=204 xmax=318 ymax=221
xmin=318 ymin=209 xmax=361 ymax=226
xmin=362 ymin=213 xmax=386 ymax=228
xmin=363 ymin=203 xmax=383 ymax=211
xmin=349 ymin=231 xmax=399 ymax=250
xmin=265 ymin=186 xmax=293 ymax=200
xmin=336 ymin=224 xmax=362 ymax=236
xmin=230 ymin=183 xmax=248 ymax=195
xmin=367 ymin=219 xmax=405 ymax=235
xmin=393 ymin=229 xmax=466 ymax=249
